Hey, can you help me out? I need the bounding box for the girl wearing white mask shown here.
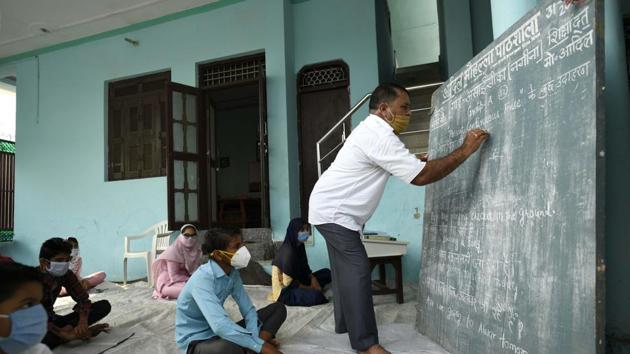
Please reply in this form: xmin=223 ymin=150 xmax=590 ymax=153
xmin=151 ymin=224 xmax=202 ymax=299
xmin=58 ymin=237 xmax=106 ymax=297
xmin=0 ymin=262 xmax=51 ymax=354
xmin=176 ymin=229 xmax=287 ymax=354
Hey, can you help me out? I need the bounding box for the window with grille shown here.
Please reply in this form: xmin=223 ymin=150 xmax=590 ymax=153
xmin=0 ymin=140 xmax=14 ymax=242
xmin=199 ymin=54 xmax=265 ymax=88
xmin=298 ymin=62 xmax=349 ymax=90
xmin=107 ymin=71 xmax=170 ymax=181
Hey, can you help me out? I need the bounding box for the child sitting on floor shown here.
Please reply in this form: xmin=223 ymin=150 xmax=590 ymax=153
xmin=38 ymin=238 xmax=111 ymax=350
xmin=0 ymin=261 xmax=51 ymax=354
xmin=66 ymin=237 xmax=107 ymax=291
xmin=176 ymin=228 xmax=287 ymax=354
xmin=268 ymin=218 xmax=331 ymax=307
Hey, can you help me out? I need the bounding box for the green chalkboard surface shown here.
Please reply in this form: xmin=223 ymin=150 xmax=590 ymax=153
xmin=416 ymin=1 xmax=605 ymax=353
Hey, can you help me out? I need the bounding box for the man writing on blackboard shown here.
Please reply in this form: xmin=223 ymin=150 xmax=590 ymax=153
xmin=308 ymin=83 xmax=489 ymax=354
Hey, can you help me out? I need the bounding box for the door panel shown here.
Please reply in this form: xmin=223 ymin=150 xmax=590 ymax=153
xmin=207 ymin=103 xmax=218 ymax=223
xmin=167 ymin=83 xmax=208 ymax=230
xmin=298 ymin=87 xmax=350 ymax=219
xmin=258 ymin=73 xmax=270 ymax=227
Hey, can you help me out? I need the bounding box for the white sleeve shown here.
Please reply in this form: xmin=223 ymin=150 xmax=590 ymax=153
xmin=368 ymin=135 xmax=425 ymax=184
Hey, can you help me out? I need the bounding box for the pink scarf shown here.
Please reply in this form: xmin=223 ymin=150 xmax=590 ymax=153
xmin=151 ymin=225 xmax=202 ymax=285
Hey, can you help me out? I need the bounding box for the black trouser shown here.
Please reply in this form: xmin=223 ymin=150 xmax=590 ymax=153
xmin=42 ymin=299 xmax=111 ymax=349
xmin=187 ymin=302 xmax=287 ymax=354
xmin=316 ymin=223 xmax=379 ymax=351
xmin=279 ymin=268 xmax=331 ymax=307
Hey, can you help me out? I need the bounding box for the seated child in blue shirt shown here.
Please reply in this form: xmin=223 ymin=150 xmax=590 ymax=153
xmin=176 ymin=228 xmax=287 ymax=354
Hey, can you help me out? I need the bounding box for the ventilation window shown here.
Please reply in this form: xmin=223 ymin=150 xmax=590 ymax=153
xmin=199 ymin=55 xmax=265 ymax=88
xmin=299 ymin=64 xmax=348 ymax=89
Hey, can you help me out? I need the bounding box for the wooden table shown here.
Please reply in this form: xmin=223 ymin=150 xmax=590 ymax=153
xmin=362 ymin=239 xmax=409 ymax=304
xmin=369 ymin=255 xmax=404 ymax=303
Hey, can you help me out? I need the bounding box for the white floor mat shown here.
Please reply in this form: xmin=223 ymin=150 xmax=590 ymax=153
xmin=52 ymin=282 xmax=449 ymax=354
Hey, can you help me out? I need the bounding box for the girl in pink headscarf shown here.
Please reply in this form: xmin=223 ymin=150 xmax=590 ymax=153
xmin=151 ymin=224 xmax=202 ymax=299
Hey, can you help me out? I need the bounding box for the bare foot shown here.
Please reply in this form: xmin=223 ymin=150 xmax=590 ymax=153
xmin=89 ymin=323 xmax=111 ymax=337
xmin=358 ymin=344 xmax=391 ymax=354
xmin=269 ymin=338 xmax=280 ymax=347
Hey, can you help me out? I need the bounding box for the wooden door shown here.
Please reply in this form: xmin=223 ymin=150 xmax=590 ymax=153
xmin=297 ymin=61 xmax=350 ymax=219
xmin=167 ymin=83 xmax=208 ymax=230
xmin=257 ymin=72 xmax=270 ymax=227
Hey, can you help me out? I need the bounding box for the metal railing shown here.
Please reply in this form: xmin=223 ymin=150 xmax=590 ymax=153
xmin=316 ymin=82 xmax=442 ymax=176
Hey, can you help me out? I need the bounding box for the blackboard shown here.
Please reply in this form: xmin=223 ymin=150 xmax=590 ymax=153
xmin=416 ymin=1 xmax=605 ymax=354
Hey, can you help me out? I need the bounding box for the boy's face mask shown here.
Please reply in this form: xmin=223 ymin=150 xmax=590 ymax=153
xmin=46 ymin=261 xmax=70 ymax=277
xmin=214 ymin=246 xmax=251 ymax=269
xmin=0 ymin=304 xmax=48 ymax=353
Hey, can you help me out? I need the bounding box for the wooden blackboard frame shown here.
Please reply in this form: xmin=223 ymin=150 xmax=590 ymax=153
xmin=593 ymin=0 xmax=605 ymax=352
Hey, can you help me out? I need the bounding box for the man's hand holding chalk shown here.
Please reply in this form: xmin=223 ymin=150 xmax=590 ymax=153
xmin=462 ymin=128 xmax=490 ymax=154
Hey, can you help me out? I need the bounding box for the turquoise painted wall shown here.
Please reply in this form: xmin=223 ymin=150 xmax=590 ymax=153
xmin=470 ymin=0 xmax=495 ymax=55
xmin=437 ymin=0 xmax=474 ymax=76
xmin=282 ymin=0 xmax=301 ymax=222
xmin=292 ymin=0 xmax=379 ymax=129
xmin=0 ymin=0 xmax=297 ymax=281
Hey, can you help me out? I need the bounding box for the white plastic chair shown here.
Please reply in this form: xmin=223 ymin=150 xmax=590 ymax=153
xmin=122 ymin=220 xmax=169 ymax=285
xmin=149 ymin=232 xmax=174 ymax=283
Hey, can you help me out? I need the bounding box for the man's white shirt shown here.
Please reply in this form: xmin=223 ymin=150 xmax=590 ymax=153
xmin=308 ymin=114 xmax=425 ymax=231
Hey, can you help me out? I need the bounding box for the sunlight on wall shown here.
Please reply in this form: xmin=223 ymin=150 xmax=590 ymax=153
xmin=388 ymin=0 xmax=440 ymax=68
xmin=0 ymin=82 xmax=16 ymax=142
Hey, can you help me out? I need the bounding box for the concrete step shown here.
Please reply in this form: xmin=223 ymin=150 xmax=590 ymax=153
xmin=396 ymin=62 xmax=442 ymax=110
xmin=241 ymin=228 xmax=274 ymax=261
xmin=241 ymin=228 xmax=272 ymax=243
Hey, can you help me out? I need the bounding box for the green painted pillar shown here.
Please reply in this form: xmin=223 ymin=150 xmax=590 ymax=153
xmin=437 ymin=0 xmax=474 ymax=76
xmin=470 ymin=0 xmax=494 ymax=54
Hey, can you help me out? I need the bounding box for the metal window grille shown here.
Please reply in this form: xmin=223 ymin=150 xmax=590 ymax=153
xmin=299 ymin=65 xmax=348 ymax=89
xmin=199 ymin=56 xmax=265 ymax=88
xmin=0 ymin=140 xmax=15 ymax=242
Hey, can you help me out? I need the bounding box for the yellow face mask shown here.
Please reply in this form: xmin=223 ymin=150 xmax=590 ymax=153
xmin=211 ymin=250 xmax=234 ymax=260
xmin=386 ymin=108 xmax=410 ymax=135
